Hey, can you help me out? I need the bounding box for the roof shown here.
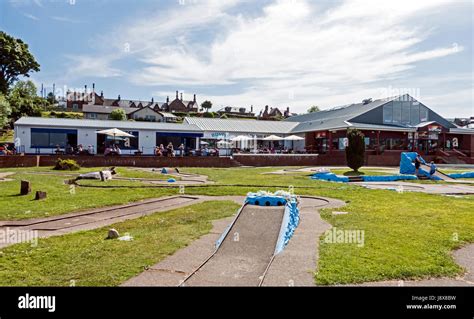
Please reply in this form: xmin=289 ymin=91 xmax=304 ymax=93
xmin=157 ymin=112 xmax=177 ymax=118
xmin=184 ymin=117 xmax=299 ymax=134
xmin=15 ymin=117 xmax=202 ymax=132
xmin=287 ymin=96 xmax=400 ymax=133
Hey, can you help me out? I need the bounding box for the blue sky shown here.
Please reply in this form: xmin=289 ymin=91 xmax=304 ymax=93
xmin=1 ymin=0 xmax=472 ymax=117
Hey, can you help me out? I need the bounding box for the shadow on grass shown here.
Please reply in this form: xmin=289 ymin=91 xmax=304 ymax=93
xmin=342 ymin=171 xmax=365 ymax=176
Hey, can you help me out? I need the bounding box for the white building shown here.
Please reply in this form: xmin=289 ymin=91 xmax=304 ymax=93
xmin=14 ymin=117 xmax=202 ymax=155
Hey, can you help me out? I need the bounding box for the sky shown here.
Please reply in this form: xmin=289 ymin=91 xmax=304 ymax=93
xmin=1 ymin=0 xmax=473 ymax=118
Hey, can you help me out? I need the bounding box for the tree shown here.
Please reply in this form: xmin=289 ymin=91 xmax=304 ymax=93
xmin=8 ymin=80 xmax=42 ymax=121
xmin=0 ymin=94 xmax=11 ymax=128
xmin=0 ymin=31 xmax=40 ymax=95
xmin=307 ymin=105 xmax=320 ymax=113
xmin=109 ymin=108 xmax=127 ymax=121
xmin=46 ymin=92 xmax=57 ymax=105
xmin=345 ymin=128 xmax=365 ymax=173
xmin=201 ymin=100 xmax=212 ymax=113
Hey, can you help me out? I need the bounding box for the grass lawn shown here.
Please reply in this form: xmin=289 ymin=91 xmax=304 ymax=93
xmin=0 ymin=168 xmax=177 ymax=220
xmin=0 ymin=166 xmax=473 ymax=285
xmin=0 ymin=201 xmax=240 ymax=286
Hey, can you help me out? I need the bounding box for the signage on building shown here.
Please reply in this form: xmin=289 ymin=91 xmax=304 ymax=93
xmin=315 ymin=132 xmax=327 ymax=138
xmin=203 ymin=132 xmax=228 ymax=139
xmin=427 ymin=124 xmax=442 ymax=133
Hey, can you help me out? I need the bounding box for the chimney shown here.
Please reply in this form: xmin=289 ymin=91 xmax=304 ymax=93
xmin=167 ymin=96 xmax=169 ymax=103
xmin=118 ymin=94 xmax=121 ymax=101
xmin=251 ymin=105 xmax=253 ymax=113
xmin=180 ymin=93 xmax=183 ymax=101
xmin=193 ymin=94 xmax=196 ymax=103
xmin=100 ymin=91 xmax=104 ymax=98
xmin=92 ymin=83 xmax=95 ymax=92
xmin=84 ymin=84 xmax=87 ymax=92
xmin=151 ymin=97 xmax=154 ymax=103
xmin=265 ymin=105 xmax=269 ymax=111
xmin=176 ymin=91 xmax=179 ymax=99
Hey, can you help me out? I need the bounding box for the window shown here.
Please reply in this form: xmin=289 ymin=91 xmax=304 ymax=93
xmin=31 ymin=128 xmax=78 ymax=148
xmin=89 ymin=113 xmax=97 ymax=119
xmin=420 ymin=105 xmax=429 ymax=122
xmin=410 ymin=103 xmax=420 ymax=125
xmin=145 ymin=115 xmax=156 ymax=122
xmin=72 ymin=103 xmax=79 ymax=111
xmin=383 ymin=102 xmax=393 ymax=123
xmin=108 ymin=131 xmax=139 ymax=150
xmin=401 ymin=102 xmax=411 ymax=124
xmin=392 ymin=101 xmax=402 ymax=123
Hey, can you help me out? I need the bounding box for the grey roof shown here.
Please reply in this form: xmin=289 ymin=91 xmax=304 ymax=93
xmin=15 ymin=117 xmax=201 ymax=132
xmin=184 ymin=117 xmax=299 ymax=134
xmin=287 ymin=97 xmax=398 ymax=133
xmin=348 ymin=122 xmax=416 ymax=132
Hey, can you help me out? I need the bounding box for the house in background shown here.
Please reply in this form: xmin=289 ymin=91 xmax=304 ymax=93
xmin=83 ymin=105 xmax=177 ymax=122
xmin=258 ymin=105 xmax=293 ymax=120
xmin=161 ymin=91 xmax=199 ymax=113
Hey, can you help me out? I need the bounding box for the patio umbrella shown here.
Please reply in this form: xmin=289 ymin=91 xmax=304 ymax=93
xmin=96 ymin=128 xmax=136 ymax=144
xmin=96 ymin=128 xmax=136 ymax=138
xmin=231 ymin=135 xmax=252 ymax=142
xmin=263 ymin=135 xmax=283 ymax=141
xmin=262 ymin=135 xmax=283 ymax=150
xmin=284 ymin=135 xmax=304 ymax=151
xmin=217 ymin=140 xmax=232 ymax=148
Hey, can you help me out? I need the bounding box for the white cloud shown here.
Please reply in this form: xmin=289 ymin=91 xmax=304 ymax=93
xmin=62 ymin=0 xmax=469 ymax=115
xmin=22 ymin=12 xmax=39 ymax=20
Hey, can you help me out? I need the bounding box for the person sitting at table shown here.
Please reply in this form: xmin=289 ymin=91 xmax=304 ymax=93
xmin=179 ymin=143 xmax=185 ymax=157
xmin=54 ymin=145 xmax=62 ymax=154
xmin=202 ymin=145 xmax=209 ymax=156
xmin=155 ymin=146 xmax=162 ymax=156
xmin=104 ymin=145 xmax=113 ymax=156
xmin=87 ymin=145 xmax=94 ymax=155
xmin=114 ymin=144 xmax=122 ymax=155
xmin=76 ymin=144 xmax=84 ymax=154
xmin=167 ymin=142 xmax=174 ymax=157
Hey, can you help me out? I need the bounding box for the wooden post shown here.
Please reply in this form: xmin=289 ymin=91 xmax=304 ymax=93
xmin=20 ymin=180 xmax=31 ymax=196
xmin=34 ymin=191 xmax=47 ymax=200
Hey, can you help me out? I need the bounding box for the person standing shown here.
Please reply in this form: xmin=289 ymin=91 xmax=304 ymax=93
xmin=414 ymin=154 xmax=422 ymax=176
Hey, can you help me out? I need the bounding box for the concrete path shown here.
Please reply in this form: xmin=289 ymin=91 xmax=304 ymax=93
xmin=0 ymin=172 xmax=14 ymax=182
xmin=262 ymin=196 xmax=345 ymax=286
xmin=123 ymin=196 xmax=345 ymax=287
xmin=184 ymin=205 xmax=285 ymax=286
xmin=0 ymin=195 xmax=244 ymax=248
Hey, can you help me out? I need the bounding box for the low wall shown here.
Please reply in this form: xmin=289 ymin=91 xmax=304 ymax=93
xmin=233 ymin=154 xmax=319 ymax=167
xmin=0 ymin=155 xmax=236 ymax=168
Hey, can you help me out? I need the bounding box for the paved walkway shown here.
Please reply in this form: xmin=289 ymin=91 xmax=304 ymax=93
xmin=0 ymin=172 xmax=14 ymax=182
xmin=123 ymin=196 xmax=345 ymax=286
xmin=0 ymin=195 xmax=244 ymax=248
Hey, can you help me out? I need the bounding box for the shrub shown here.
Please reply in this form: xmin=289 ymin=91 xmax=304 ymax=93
xmin=345 ymin=128 xmax=365 ymax=173
xmin=54 ymin=158 xmax=81 ymax=171
xmin=202 ymin=112 xmax=215 ymax=118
